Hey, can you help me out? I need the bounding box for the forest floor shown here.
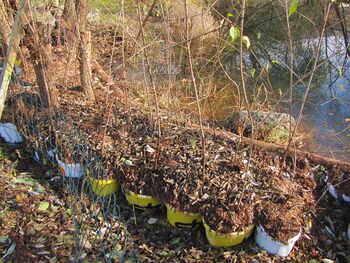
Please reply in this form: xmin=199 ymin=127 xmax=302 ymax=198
xmin=0 ymin=138 xmax=349 ymax=262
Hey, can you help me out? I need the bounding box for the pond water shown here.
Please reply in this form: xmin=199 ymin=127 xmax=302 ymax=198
xmin=202 ymin=34 xmax=350 ymax=163
xmin=293 ymin=35 xmax=350 ymax=162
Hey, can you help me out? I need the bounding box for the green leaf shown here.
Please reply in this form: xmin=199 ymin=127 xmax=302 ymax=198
xmin=158 ymin=251 xmax=169 ymax=257
xmin=229 ymin=26 xmax=240 ymax=43
xmin=227 ymin=13 xmax=234 ymax=18
xmin=250 ymin=68 xmax=256 ymax=77
xmin=0 ymin=236 xmax=9 ymax=243
xmin=257 ymin=32 xmax=261 ymax=40
xmin=272 ymin=60 xmax=280 ymax=64
xmin=13 ymin=177 xmax=38 ymax=185
xmin=243 ymin=35 xmax=251 ymax=49
xmin=66 ymin=208 xmax=73 ymax=216
xmin=338 ymin=67 xmax=343 ymax=77
xmin=288 ymin=0 xmax=299 ymax=17
xmin=35 ymin=184 xmax=46 ymax=194
xmin=189 ymin=137 xmax=197 ymax=151
xmin=38 ymin=201 xmax=50 ymax=212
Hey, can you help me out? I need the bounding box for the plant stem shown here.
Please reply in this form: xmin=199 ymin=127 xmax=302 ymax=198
xmin=184 ymin=0 xmax=206 ymax=178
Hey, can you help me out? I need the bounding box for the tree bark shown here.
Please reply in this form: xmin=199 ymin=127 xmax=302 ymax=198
xmin=78 ymin=30 xmax=95 ymax=100
xmin=62 ymin=0 xmax=75 ymax=44
xmin=24 ymin=0 xmax=58 ymax=108
xmin=76 ymin=0 xmax=95 ymax=101
xmin=0 ymin=0 xmax=25 ymax=119
xmin=0 ymin=0 xmax=14 ymax=54
xmin=29 ymin=43 xmax=58 ymax=108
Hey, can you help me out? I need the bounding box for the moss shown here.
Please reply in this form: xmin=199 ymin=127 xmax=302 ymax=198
xmin=266 ymin=126 xmax=290 ymax=144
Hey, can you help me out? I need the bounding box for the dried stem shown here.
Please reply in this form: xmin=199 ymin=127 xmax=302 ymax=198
xmin=284 ymin=1 xmax=333 ymax=157
xmin=184 ymin=0 xmax=206 ymax=178
xmin=136 ymin=0 xmax=162 ymax=169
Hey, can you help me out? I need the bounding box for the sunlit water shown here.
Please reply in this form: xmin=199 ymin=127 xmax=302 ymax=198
xmin=295 ymin=35 xmax=350 ymax=162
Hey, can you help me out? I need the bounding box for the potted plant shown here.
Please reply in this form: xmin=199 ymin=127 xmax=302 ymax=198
xmin=154 ymin=160 xmax=203 ymax=228
xmin=203 ymin=202 xmax=255 ymax=247
xmin=121 ymin=158 xmax=161 ymax=211
xmin=201 ymin=165 xmax=256 ymax=247
xmin=86 ymin=163 xmax=119 ymax=197
xmin=255 ymin=201 xmax=303 ymax=257
xmin=118 ymin=121 xmax=160 ymax=210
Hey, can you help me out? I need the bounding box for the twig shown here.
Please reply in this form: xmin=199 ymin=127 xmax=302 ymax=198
xmin=184 ymin=0 xmax=206 ymax=178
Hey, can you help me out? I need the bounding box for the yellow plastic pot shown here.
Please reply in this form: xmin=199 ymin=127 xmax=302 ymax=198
xmin=203 ymin=221 xmax=255 ymax=247
xmin=125 ymin=190 xmax=160 ymax=211
xmin=166 ymin=204 xmax=202 ymax=228
xmin=89 ymin=177 xmax=119 ymax=197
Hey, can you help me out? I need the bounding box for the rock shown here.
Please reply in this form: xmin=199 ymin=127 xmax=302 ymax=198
xmin=222 ymin=111 xmax=295 ymax=143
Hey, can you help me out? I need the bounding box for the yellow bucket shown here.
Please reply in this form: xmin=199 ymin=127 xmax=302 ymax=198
xmin=203 ymin=221 xmax=255 ymax=247
xmin=166 ymin=204 xmax=202 ymax=228
xmin=124 ymin=190 xmax=160 ymax=210
xmin=89 ymin=177 xmax=119 ymax=197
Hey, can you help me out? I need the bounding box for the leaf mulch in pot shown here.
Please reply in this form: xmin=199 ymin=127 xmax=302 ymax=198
xmin=202 ymin=161 xmax=257 ymax=234
xmin=257 ymin=199 xmax=303 ymax=244
xmin=154 ymin=130 xmax=206 ymax=214
xmin=256 ymin=167 xmax=306 ymax=244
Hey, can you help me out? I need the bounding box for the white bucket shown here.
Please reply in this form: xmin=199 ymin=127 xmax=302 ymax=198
xmin=57 ymin=158 xmax=85 ymax=178
xmin=34 ymin=149 xmax=57 ymax=163
xmin=327 ymin=182 xmax=338 ymax=199
xmin=0 ymin=123 xmax=23 ymax=143
xmin=343 ymin=194 xmax=350 ymax=203
xmin=255 ymin=224 xmax=301 ymax=257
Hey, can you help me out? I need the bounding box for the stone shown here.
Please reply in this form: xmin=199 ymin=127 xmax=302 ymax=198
xmin=222 ymin=110 xmax=295 ymax=143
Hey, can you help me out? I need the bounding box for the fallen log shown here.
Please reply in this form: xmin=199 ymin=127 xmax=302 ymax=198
xmin=91 ymin=59 xmax=126 ymax=99
xmin=187 ymin=124 xmax=350 ymax=170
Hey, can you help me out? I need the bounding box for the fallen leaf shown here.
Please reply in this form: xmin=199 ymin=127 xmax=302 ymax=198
xmin=0 ymin=236 xmax=8 ymax=243
xmin=147 ymin=218 xmax=158 ymax=224
xmin=38 ymin=201 xmax=50 ymax=212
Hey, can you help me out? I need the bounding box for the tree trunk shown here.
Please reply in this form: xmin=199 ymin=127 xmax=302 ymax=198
xmin=24 ymin=0 xmax=58 ymax=108
xmin=0 ymin=0 xmax=25 ymax=119
xmin=29 ymin=43 xmax=58 ymax=108
xmin=76 ymin=0 xmax=95 ymax=101
xmin=78 ymin=30 xmax=95 ymax=100
xmin=62 ymin=0 xmax=75 ymax=45
xmin=0 ymin=0 xmax=13 ymax=55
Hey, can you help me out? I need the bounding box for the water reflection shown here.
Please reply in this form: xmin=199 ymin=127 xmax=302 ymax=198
xmin=295 ymin=35 xmax=350 ymax=161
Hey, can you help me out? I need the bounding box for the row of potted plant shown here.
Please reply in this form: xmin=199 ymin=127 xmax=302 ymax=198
xmin=2 ymin=115 xmax=315 ymax=257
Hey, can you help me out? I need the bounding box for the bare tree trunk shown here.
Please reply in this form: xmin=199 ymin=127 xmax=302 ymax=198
xmin=24 ymin=0 xmax=58 ymax=108
xmin=0 ymin=0 xmax=13 ymax=54
xmin=0 ymin=0 xmax=25 ymax=119
xmin=63 ymin=0 xmax=75 ymax=44
xmin=78 ymin=30 xmax=95 ymax=100
xmin=76 ymin=0 xmax=95 ymax=101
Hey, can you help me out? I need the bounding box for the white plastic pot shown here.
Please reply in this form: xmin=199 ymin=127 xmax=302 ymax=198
xmin=34 ymin=149 xmax=57 ymax=163
xmin=0 ymin=123 xmax=23 ymax=143
xmin=342 ymin=194 xmax=350 ymax=203
xmin=255 ymin=224 xmax=301 ymax=257
xmin=57 ymin=159 xmax=85 ymax=178
xmin=327 ymin=182 xmax=338 ymax=199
